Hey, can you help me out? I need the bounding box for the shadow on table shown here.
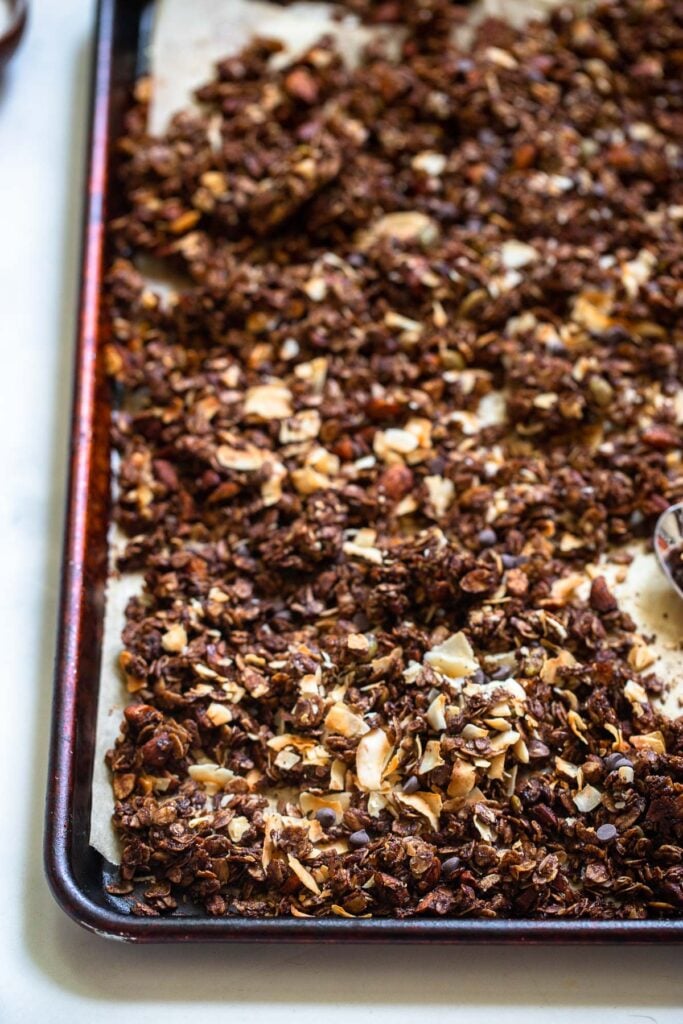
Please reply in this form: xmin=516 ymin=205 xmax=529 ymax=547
xmin=20 ymin=21 xmax=683 ymax=1018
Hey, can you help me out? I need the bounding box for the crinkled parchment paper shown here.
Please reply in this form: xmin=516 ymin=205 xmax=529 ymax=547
xmin=89 ymin=0 xmax=683 ymax=864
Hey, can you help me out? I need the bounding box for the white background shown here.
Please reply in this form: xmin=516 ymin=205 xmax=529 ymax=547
xmin=0 ymin=2 xmax=681 ymax=1021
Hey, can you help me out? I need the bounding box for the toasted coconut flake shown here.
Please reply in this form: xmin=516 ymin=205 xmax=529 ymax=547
xmin=291 ymin=465 xmax=332 ymax=495
xmin=540 ymin=649 xmax=578 ymax=683
xmin=628 ymin=641 xmax=656 ymax=672
xmin=489 ymin=729 xmax=520 ymax=753
xmin=330 ymin=759 xmax=346 ymax=791
xmin=573 ymin=785 xmax=602 ymax=813
xmin=473 ymin=806 xmax=497 ymax=841
xmin=279 ymin=409 xmax=321 ymax=443
xmin=244 ymin=382 xmax=293 ymax=420
xmin=343 ymin=528 xmax=383 ymax=565
xmin=631 ymin=730 xmax=666 ymax=754
xmin=549 ymin=572 xmax=586 ymax=605
xmin=330 ymin=904 xmax=372 ymax=918
xmin=412 ymin=151 xmax=446 ymax=176
xmin=300 ymin=792 xmax=350 ymax=822
xmin=477 ymin=679 xmax=526 ymax=701
xmin=261 ymin=459 xmax=287 ymax=506
xmin=274 ymin=749 xmax=301 ymax=770
xmin=303 ymin=277 xmax=327 ymax=302
xmin=425 ymin=475 xmax=455 ymax=516
xmin=624 ymin=679 xmax=648 ymax=706
xmin=621 ymin=249 xmax=655 ymax=298
xmin=294 ymin=356 xmax=328 ymax=393
xmin=385 ymin=310 xmax=423 ymax=334
xmin=325 ymin=701 xmax=370 ymax=739
xmin=513 ymin=737 xmax=529 ymax=763
xmin=206 ymin=702 xmax=232 ymax=727
xmin=367 ymin=792 xmax=389 ymax=817
xmin=188 ymin=763 xmax=235 ymax=793
xmin=302 ymin=744 xmax=331 ymax=766
xmin=161 ymin=623 xmax=187 ymax=653
xmin=216 ymin=444 xmax=267 ymax=471
xmin=356 ymin=728 xmax=393 ymax=791
xmin=287 ymin=854 xmax=321 ymax=895
xmin=419 ymin=739 xmax=445 ymax=774
xmin=501 ymin=239 xmax=538 ymax=269
xmin=395 ymin=791 xmax=442 ymax=831
xmin=267 ymin=733 xmax=315 ymax=752
xmin=424 ymin=631 xmax=479 ymax=679
xmin=572 ymin=290 xmax=613 ymax=333
xmin=426 ymin=692 xmax=448 ymax=732
xmin=447 ymin=758 xmax=477 ymax=798
xmin=228 ymin=816 xmax=250 ymax=842
xmin=347 ymin=633 xmax=370 ymax=653
xmin=487 ymin=752 xmax=507 ymax=780
xmin=377 ymin=428 xmax=419 ymax=457
xmin=358 ymin=210 xmax=439 ymax=248
xmin=555 ymin=756 xmax=579 ymax=779
xmin=567 ymin=709 xmax=589 ymax=744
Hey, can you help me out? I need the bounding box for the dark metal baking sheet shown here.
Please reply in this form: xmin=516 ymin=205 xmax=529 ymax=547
xmin=43 ymin=0 xmax=683 ymax=942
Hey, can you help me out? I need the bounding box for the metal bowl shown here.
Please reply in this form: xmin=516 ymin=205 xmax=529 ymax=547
xmin=0 ymin=0 xmax=28 ymax=74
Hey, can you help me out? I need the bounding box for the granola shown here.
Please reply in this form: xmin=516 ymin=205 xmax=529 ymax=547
xmin=105 ymin=0 xmax=683 ymax=920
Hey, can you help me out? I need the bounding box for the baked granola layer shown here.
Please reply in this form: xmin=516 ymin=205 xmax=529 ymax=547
xmin=105 ymin=0 xmax=683 ymax=919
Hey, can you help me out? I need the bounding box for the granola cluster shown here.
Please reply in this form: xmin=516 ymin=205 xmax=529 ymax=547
xmin=105 ymin=0 xmax=683 ymax=919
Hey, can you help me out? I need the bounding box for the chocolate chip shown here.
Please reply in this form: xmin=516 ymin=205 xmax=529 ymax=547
xmin=501 ymin=553 xmax=523 ymax=569
xmin=491 ymin=664 xmax=513 ymax=680
xmin=470 ymin=668 xmax=487 ymax=686
xmin=604 ymin=753 xmax=632 ymax=772
xmin=596 ymin=823 xmax=618 ymax=843
xmin=441 ymin=856 xmax=461 ymax=879
xmin=349 ymin=829 xmax=370 ymax=848
xmin=477 ymin=527 xmax=497 ymax=547
xmin=315 ymin=807 xmax=337 ymax=829
xmin=402 ymin=775 xmax=420 ymax=794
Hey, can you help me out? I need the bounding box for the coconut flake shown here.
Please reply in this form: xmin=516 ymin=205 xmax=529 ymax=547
xmin=324 ymin=701 xmax=370 ymax=739
xmin=244 ymin=382 xmax=293 ymax=420
xmin=356 ymin=729 xmax=393 ymax=791
xmin=395 ymin=791 xmax=442 ymax=831
xmin=425 ymin=475 xmax=455 ymax=516
xmin=573 ymin=785 xmax=603 ymax=813
xmin=426 ymin=692 xmax=448 ymax=732
xmin=161 ymin=623 xmax=187 ymax=653
xmin=447 ymin=758 xmax=477 ymax=799
xmin=419 ymin=739 xmax=445 ymax=774
xmin=287 ymin=854 xmax=321 ymax=895
xmin=228 ymin=816 xmax=250 ymax=842
xmin=501 ymin=239 xmax=538 ymax=270
xmin=424 ymin=631 xmax=479 ymax=679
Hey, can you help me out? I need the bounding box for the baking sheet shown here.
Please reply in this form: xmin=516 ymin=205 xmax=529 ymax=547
xmin=90 ymin=0 xmax=683 ymax=865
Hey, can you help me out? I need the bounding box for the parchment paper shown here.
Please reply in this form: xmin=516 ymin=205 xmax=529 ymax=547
xmin=90 ymin=0 xmax=683 ymax=864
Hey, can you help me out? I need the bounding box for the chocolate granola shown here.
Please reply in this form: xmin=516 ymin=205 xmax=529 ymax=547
xmin=105 ymin=0 xmax=683 ymax=919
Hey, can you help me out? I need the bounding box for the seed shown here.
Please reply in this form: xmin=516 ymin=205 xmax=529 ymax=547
xmin=596 ymin=823 xmax=618 ymax=843
xmin=315 ymin=807 xmax=337 ymax=829
xmin=441 ymin=856 xmax=461 ymax=879
xmin=349 ymin=829 xmax=370 ymax=848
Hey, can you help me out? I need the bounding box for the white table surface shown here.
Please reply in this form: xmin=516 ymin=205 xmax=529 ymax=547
xmin=0 ymin=2 xmax=681 ymax=1021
